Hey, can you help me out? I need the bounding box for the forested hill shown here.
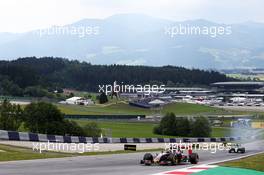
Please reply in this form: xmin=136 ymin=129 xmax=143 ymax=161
xmin=0 ymin=57 xmax=232 ymax=96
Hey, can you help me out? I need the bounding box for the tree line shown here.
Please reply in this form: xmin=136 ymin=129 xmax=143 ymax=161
xmin=0 ymin=57 xmax=233 ymax=97
xmin=154 ymin=113 xmax=212 ymax=137
xmin=0 ymin=100 xmax=101 ymax=137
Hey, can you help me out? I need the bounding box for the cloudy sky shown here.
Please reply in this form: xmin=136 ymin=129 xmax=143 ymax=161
xmin=0 ymin=0 xmax=263 ymax=33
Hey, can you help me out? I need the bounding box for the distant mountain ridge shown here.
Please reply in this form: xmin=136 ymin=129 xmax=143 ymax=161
xmin=0 ymin=14 xmax=264 ymax=69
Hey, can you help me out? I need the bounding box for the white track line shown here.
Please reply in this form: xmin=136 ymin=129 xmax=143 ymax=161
xmin=151 ymin=151 xmax=264 ymax=175
xmin=151 ymin=164 xmax=218 ymax=175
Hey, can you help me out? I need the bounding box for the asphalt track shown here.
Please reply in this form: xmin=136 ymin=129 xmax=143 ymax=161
xmin=0 ymin=140 xmax=263 ymax=175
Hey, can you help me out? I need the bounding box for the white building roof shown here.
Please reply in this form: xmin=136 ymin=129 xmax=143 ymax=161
xmin=149 ymin=99 xmax=165 ymax=105
xmin=66 ymin=97 xmax=83 ymax=101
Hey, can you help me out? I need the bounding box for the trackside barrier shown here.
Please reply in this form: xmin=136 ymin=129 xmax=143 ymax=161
xmin=0 ymin=130 xmax=241 ymax=143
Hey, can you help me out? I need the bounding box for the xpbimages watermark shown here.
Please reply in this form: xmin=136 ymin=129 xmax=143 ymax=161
xmin=32 ymin=141 xmax=100 ymax=153
xmin=164 ymin=141 xmax=232 ymax=154
xmin=35 ymin=25 xmax=100 ymax=38
xmin=164 ymin=24 xmax=232 ymax=38
xmin=98 ymin=81 xmax=166 ymax=95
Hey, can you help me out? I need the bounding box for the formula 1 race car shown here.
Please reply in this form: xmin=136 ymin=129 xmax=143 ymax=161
xmin=228 ymin=143 xmax=245 ymax=153
xmin=140 ymin=149 xmax=199 ymax=166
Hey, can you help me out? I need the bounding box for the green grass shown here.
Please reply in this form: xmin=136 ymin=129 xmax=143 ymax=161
xmin=218 ymin=153 xmax=264 ymax=172
xmin=74 ymin=119 xmax=235 ymax=138
xmin=57 ymin=102 xmax=150 ymax=115
xmin=0 ymin=144 xmax=162 ymax=162
xmin=211 ymin=127 xmax=233 ymax=137
xmin=57 ymin=102 xmax=230 ymax=116
xmin=0 ymin=144 xmax=71 ymax=162
xmin=162 ymin=103 xmax=227 ymax=115
xmin=75 ymin=120 xmax=167 ymax=138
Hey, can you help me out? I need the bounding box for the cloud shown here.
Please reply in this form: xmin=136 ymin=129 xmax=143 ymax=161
xmin=0 ymin=0 xmax=82 ymax=32
xmin=0 ymin=0 xmax=263 ymax=32
xmin=101 ymin=46 xmax=124 ymax=55
xmin=134 ymin=48 xmax=149 ymax=53
xmin=116 ymin=59 xmax=146 ymax=65
xmin=78 ymin=0 xmax=264 ymax=23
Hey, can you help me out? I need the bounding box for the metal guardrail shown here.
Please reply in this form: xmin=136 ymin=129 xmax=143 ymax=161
xmin=0 ymin=130 xmax=240 ymax=143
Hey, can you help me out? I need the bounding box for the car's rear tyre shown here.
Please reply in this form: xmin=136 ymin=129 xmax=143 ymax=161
xmin=189 ymin=153 xmax=199 ymax=164
xmin=229 ymin=149 xmax=234 ymax=153
xmin=239 ymin=149 xmax=245 ymax=153
xmin=143 ymin=153 xmax=153 ymax=165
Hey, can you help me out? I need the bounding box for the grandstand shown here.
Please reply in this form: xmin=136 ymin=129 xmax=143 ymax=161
xmin=211 ymin=81 xmax=264 ymax=93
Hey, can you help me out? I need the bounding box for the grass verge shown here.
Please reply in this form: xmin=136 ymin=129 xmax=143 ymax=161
xmin=57 ymin=102 xmax=232 ymax=116
xmin=80 ymin=148 xmax=162 ymax=156
xmin=0 ymin=144 xmax=71 ymax=162
xmin=0 ymin=144 xmax=161 ymax=162
xmin=74 ymin=119 xmax=237 ymax=138
xmin=218 ymin=153 xmax=264 ymax=172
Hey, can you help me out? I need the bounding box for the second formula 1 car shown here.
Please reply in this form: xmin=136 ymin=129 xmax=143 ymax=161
xmin=228 ymin=143 xmax=245 ymax=153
